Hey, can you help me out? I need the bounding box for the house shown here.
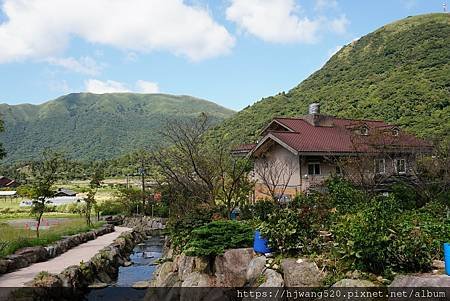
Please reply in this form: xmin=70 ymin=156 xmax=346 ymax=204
xmin=237 ymin=103 xmax=432 ymax=201
xmin=0 ymin=176 xmax=19 ymax=188
xmin=54 ymin=188 xmax=77 ymax=197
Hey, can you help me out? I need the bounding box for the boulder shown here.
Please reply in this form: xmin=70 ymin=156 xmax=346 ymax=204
xmin=246 ymin=256 xmax=267 ymax=284
xmin=151 ymin=261 xmax=179 ymax=287
xmin=88 ymin=282 xmax=109 ymax=289
xmin=181 ymin=272 xmax=214 ymax=287
xmin=32 ymin=273 xmax=62 ymax=287
xmin=132 ymin=281 xmax=150 ymax=289
xmin=432 ymin=260 xmax=445 ymax=270
xmin=177 ymin=254 xmax=195 ymax=281
xmin=259 ymin=269 xmax=284 ymax=287
xmin=15 ymin=246 xmax=48 ymax=263
xmin=281 ymin=258 xmax=325 ymax=287
xmin=5 ymin=254 xmax=29 ymax=270
xmin=389 ymin=274 xmax=450 ymax=287
xmin=0 ymin=259 xmax=12 ymax=274
xmin=214 ymin=248 xmax=254 ymax=287
xmin=332 ymin=279 xmax=377 ymax=287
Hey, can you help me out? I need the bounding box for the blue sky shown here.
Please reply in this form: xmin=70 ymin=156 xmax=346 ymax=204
xmin=0 ymin=0 xmax=446 ymax=110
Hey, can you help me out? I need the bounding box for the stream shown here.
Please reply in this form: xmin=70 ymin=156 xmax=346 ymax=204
xmin=87 ymin=234 xmax=164 ymax=301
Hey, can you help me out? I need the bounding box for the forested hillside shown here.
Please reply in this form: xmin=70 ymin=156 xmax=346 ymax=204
xmin=0 ymin=93 xmax=234 ymax=162
xmin=210 ymin=14 xmax=450 ymax=144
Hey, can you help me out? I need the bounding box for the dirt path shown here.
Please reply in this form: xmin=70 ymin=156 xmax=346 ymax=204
xmin=0 ymin=226 xmax=132 ymax=287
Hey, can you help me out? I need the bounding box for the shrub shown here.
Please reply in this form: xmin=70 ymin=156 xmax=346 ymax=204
xmin=240 ymin=200 xmax=279 ymax=221
xmin=259 ymin=195 xmax=331 ymax=255
xmin=184 ymin=220 xmax=254 ymax=257
xmin=167 ymin=205 xmax=214 ymax=253
xmin=97 ymin=199 xmax=126 ymax=216
xmin=326 ymin=177 xmax=365 ymax=214
xmin=331 ymin=195 xmax=450 ymax=275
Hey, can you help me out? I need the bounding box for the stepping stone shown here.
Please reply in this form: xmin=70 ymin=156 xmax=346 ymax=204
xmin=132 ymin=281 xmax=150 ymax=289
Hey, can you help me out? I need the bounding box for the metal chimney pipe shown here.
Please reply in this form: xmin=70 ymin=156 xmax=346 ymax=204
xmin=309 ymin=103 xmax=320 ymax=114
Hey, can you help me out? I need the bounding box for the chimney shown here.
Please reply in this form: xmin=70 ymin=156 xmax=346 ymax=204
xmin=309 ymin=103 xmax=320 ymax=115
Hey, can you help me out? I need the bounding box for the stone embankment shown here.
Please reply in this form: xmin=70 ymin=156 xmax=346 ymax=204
xmin=28 ymin=228 xmax=146 ymax=288
xmin=121 ymin=216 xmax=166 ymax=233
xmin=0 ymin=224 xmax=114 ymax=275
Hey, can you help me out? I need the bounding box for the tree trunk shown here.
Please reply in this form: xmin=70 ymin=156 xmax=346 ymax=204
xmin=36 ymin=212 xmax=43 ymax=238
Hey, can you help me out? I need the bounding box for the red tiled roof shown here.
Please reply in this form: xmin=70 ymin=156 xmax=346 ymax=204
xmin=231 ymin=143 xmax=257 ymax=154
xmin=255 ymin=116 xmax=431 ymax=154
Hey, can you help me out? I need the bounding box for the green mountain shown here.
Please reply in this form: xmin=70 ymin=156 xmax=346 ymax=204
xmin=0 ymin=93 xmax=234 ymax=162
xmin=211 ymin=13 xmax=450 ymax=144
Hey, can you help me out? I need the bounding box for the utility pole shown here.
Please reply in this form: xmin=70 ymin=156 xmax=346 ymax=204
xmin=139 ymin=159 xmax=146 ymax=213
xmin=444 ymin=2 xmax=448 ymax=12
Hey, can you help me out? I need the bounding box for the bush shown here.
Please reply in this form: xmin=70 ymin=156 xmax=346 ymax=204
xmin=259 ymin=195 xmax=331 ymax=255
xmin=184 ymin=220 xmax=254 ymax=257
xmin=240 ymin=200 xmax=278 ymax=221
xmin=167 ymin=205 xmax=214 ymax=253
xmin=97 ymin=199 xmax=125 ymax=216
xmin=326 ymin=177 xmax=365 ymax=214
xmin=331 ymin=195 xmax=450 ymax=275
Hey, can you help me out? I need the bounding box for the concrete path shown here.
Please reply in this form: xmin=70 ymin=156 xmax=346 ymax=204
xmin=0 ymin=226 xmax=132 ymax=287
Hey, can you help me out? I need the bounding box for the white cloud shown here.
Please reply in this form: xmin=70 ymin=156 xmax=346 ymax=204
xmin=85 ymin=79 xmax=131 ymax=94
xmin=328 ymin=15 xmax=349 ymax=34
xmin=315 ymin=0 xmax=338 ymax=11
xmin=226 ymin=0 xmax=320 ymax=43
xmin=0 ymin=0 xmax=235 ymax=63
xmin=85 ymin=79 xmax=160 ymax=94
xmin=45 ymin=56 xmax=102 ymax=75
xmin=136 ymin=80 xmax=160 ymax=94
xmin=226 ymin=0 xmax=348 ymax=44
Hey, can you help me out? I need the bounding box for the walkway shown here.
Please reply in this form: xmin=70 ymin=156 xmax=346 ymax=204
xmin=0 ymin=226 xmax=132 ymax=287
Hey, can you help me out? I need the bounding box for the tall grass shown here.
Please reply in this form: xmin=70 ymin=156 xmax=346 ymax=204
xmin=0 ymin=219 xmax=104 ymax=258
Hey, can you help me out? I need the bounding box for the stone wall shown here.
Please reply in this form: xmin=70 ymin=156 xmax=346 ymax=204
xmin=28 ymin=228 xmax=145 ymax=289
xmin=0 ymin=224 xmax=114 ymax=275
xmin=122 ymin=216 xmax=166 ymax=234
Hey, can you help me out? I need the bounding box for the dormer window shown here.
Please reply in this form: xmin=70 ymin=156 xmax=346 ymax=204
xmin=360 ymin=125 xmax=369 ymax=136
xmin=392 ymin=127 xmax=400 ymax=136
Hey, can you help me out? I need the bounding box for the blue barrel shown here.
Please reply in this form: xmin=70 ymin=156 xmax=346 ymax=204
xmin=253 ymin=230 xmax=271 ymax=254
xmin=445 ymin=243 xmax=450 ymax=276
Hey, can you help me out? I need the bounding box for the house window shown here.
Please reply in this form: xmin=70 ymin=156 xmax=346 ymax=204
xmin=392 ymin=128 xmax=400 ymax=136
xmin=360 ymin=126 xmax=369 ymax=136
xmin=308 ymin=163 xmax=321 ymax=175
xmin=395 ymin=159 xmax=406 ymax=174
xmin=374 ymin=159 xmax=385 ymax=174
xmin=335 ymin=166 xmax=342 ymax=175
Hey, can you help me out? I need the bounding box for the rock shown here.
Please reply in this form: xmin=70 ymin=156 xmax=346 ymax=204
xmin=246 ymin=256 xmax=266 ymax=283
xmin=132 ymin=281 xmax=150 ymax=289
xmin=259 ymin=269 xmax=284 ymax=287
xmin=281 ymin=258 xmax=325 ymax=287
xmin=5 ymin=254 xmax=29 ymax=270
xmin=0 ymin=259 xmax=12 ymax=274
xmin=332 ymin=279 xmax=377 ymax=287
xmin=177 ymin=254 xmax=195 ymax=281
xmin=181 ymin=272 xmax=213 ymax=287
xmin=151 ymin=261 xmax=179 ymax=287
xmin=389 ymin=274 xmax=450 ymax=287
xmin=432 ymin=260 xmax=445 ymax=270
xmin=32 ymin=272 xmax=62 ymax=287
xmin=15 ymin=246 xmax=48 ymax=263
xmin=123 ymin=261 xmax=133 ymax=267
xmin=88 ymin=282 xmax=109 ymax=289
xmin=214 ymin=248 xmax=254 ymax=287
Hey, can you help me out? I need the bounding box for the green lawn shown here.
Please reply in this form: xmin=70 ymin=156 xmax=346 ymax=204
xmin=0 ymin=218 xmax=104 ymax=258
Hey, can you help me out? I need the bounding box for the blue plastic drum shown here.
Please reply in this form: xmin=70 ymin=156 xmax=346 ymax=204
xmin=253 ymin=230 xmax=271 ymax=254
xmin=444 ymin=243 xmax=450 ymax=276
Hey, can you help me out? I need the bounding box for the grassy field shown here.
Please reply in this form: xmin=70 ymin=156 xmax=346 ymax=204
xmin=0 ymin=218 xmax=104 ymax=258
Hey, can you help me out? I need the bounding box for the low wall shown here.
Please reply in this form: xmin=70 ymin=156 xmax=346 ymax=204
xmin=121 ymin=216 xmax=166 ymax=234
xmin=0 ymin=224 xmax=114 ymax=275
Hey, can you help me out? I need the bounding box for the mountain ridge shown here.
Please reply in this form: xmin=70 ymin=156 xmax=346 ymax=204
xmin=0 ymin=93 xmax=235 ymax=162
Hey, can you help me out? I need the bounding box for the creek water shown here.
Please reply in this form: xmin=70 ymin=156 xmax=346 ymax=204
xmin=87 ymin=234 xmax=164 ymax=301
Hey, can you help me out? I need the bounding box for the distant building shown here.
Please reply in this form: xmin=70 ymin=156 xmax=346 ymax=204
xmin=0 ymin=176 xmax=19 ymax=188
xmin=54 ymin=188 xmax=77 ymax=197
xmin=234 ymin=103 xmax=432 ymax=201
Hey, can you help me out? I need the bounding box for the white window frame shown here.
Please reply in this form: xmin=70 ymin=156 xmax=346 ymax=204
xmin=360 ymin=126 xmax=369 ymax=136
xmin=394 ymin=158 xmax=407 ymax=174
xmin=374 ymin=158 xmax=386 ymax=174
xmin=307 ymin=162 xmax=321 ymax=176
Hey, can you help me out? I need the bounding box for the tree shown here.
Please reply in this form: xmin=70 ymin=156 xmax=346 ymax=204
xmin=0 ymin=118 xmax=5 ymax=160
xmin=151 ymin=113 xmax=254 ymax=218
xmin=29 ymin=151 xmax=66 ymax=238
xmin=151 ymin=114 xmax=218 ymax=214
xmin=84 ymin=163 xmax=104 ymax=226
xmin=216 ymin=150 xmax=254 ymax=219
xmin=254 ymin=157 xmax=296 ymax=202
